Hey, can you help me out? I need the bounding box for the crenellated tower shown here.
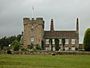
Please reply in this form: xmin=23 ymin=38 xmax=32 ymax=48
xmin=23 ymin=17 xmax=44 ymax=48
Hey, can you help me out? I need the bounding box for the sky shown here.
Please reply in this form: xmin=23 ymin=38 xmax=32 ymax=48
xmin=0 ymin=0 xmax=90 ymax=43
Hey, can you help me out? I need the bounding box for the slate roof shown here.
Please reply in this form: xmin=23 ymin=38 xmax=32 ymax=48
xmin=44 ymin=31 xmax=78 ymax=39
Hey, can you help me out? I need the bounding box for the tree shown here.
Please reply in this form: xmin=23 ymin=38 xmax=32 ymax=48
xmin=36 ymin=44 xmax=41 ymax=50
xmin=41 ymin=40 xmax=45 ymax=50
xmin=62 ymin=38 xmax=65 ymax=51
xmin=83 ymin=28 xmax=90 ymax=51
xmin=55 ymin=39 xmax=59 ymax=51
xmin=16 ymin=34 xmax=22 ymax=42
xmin=0 ymin=36 xmax=9 ymax=50
xmin=0 ymin=34 xmax=22 ymax=50
xmin=11 ymin=40 xmax=20 ymax=51
xmin=28 ymin=43 xmax=33 ymax=49
xmin=8 ymin=36 xmax=17 ymax=44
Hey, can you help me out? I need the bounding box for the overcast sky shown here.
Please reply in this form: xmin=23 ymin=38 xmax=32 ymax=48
xmin=0 ymin=0 xmax=90 ymax=43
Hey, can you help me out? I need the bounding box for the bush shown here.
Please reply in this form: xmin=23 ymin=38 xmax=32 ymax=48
xmin=7 ymin=50 xmax=12 ymax=54
xmin=36 ymin=44 xmax=41 ymax=50
xmin=11 ymin=40 xmax=20 ymax=51
xmin=28 ymin=44 xmax=33 ymax=49
xmin=84 ymin=28 xmax=90 ymax=51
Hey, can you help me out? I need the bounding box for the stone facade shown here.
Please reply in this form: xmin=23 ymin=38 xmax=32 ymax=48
xmin=22 ymin=17 xmax=79 ymax=51
xmin=23 ymin=18 xmax=44 ymax=48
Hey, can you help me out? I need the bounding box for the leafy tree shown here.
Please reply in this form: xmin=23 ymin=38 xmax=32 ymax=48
xmin=41 ymin=40 xmax=45 ymax=50
xmin=62 ymin=38 xmax=65 ymax=51
xmin=83 ymin=28 xmax=90 ymax=51
xmin=11 ymin=40 xmax=20 ymax=51
xmin=36 ymin=44 xmax=41 ymax=50
xmin=16 ymin=34 xmax=22 ymax=42
xmin=8 ymin=36 xmax=17 ymax=44
xmin=55 ymin=39 xmax=59 ymax=51
xmin=0 ymin=37 xmax=9 ymax=50
xmin=0 ymin=34 xmax=21 ymax=50
xmin=28 ymin=43 xmax=33 ymax=49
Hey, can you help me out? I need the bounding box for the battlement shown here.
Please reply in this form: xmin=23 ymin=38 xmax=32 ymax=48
xmin=23 ymin=17 xmax=44 ymax=25
xmin=32 ymin=18 xmax=34 ymax=20
xmin=36 ymin=18 xmax=43 ymax=20
xmin=23 ymin=17 xmax=30 ymax=21
xmin=23 ymin=17 xmax=43 ymax=21
xmin=23 ymin=17 xmax=30 ymax=25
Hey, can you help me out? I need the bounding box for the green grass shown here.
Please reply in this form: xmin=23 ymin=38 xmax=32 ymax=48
xmin=0 ymin=54 xmax=90 ymax=68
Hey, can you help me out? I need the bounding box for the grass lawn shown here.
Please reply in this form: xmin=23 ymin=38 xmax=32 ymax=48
xmin=0 ymin=54 xmax=90 ymax=68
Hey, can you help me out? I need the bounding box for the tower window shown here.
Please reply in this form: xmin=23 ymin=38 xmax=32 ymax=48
xmin=31 ymin=37 xmax=34 ymax=42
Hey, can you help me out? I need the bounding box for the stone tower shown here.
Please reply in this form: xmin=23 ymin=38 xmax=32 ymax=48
xmin=23 ymin=17 xmax=44 ymax=48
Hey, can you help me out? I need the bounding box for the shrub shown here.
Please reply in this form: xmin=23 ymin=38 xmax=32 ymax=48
xmin=84 ymin=28 xmax=90 ymax=51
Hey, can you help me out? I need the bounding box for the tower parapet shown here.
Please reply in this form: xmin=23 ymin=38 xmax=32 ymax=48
xmin=23 ymin=17 xmax=30 ymax=25
xmin=36 ymin=17 xmax=44 ymax=25
xmin=36 ymin=18 xmax=43 ymax=20
xmin=23 ymin=17 xmax=30 ymax=20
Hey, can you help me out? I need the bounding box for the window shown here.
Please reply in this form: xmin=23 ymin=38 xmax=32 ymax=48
xmin=46 ymin=39 xmax=49 ymax=44
xmin=71 ymin=39 xmax=75 ymax=44
xmin=31 ymin=37 xmax=34 ymax=42
xmin=52 ymin=39 xmax=55 ymax=44
xmin=65 ymin=39 xmax=69 ymax=44
xmin=59 ymin=39 xmax=62 ymax=44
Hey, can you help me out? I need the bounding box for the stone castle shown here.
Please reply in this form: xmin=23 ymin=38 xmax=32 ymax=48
xmin=22 ymin=17 xmax=79 ymax=51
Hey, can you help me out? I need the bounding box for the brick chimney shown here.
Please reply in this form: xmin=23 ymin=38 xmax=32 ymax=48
xmin=50 ymin=19 xmax=54 ymax=31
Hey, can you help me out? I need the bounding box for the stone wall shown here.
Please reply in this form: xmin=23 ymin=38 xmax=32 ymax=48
xmin=1 ymin=50 xmax=90 ymax=55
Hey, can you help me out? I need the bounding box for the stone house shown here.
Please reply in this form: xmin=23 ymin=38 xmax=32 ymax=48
xmin=22 ymin=17 xmax=79 ymax=51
